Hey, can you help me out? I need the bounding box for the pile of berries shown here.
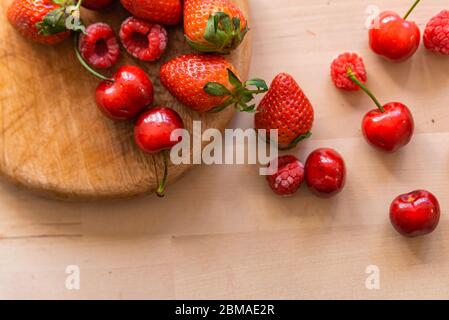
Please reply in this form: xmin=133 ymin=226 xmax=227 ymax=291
xmin=7 ymin=0 xmax=261 ymax=197
xmin=326 ymin=0 xmax=445 ymax=237
xmin=6 ymin=0 xmax=448 ymax=237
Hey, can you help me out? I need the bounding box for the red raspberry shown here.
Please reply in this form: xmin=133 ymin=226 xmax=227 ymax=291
xmin=79 ymin=23 xmax=120 ymax=69
xmin=330 ymin=52 xmax=367 ymax=91
xmin=266 ymin=155 xmax=305 ymax=196
xmin=423 ymin=10 xmax=449 ymax=55
xmin=119 ymin=17 xmax=168 ymax=62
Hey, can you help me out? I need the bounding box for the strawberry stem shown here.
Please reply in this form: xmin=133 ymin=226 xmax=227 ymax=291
xmin=74 ymin=33 xmax=112 ymax=82
xmin=205 ymin=69 xmax=268 ymax=113
xmin=403 ymin=0 xmax=421 ymax=20
xmin=156 ymin=150 xmax=169 ymax=198
xmin=347 ymin=67 xmax=385 ymax=113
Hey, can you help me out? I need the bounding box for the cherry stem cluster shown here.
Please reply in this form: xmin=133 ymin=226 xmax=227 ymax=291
xmin=403 ymin=0 xmax=421 ymax=20
xmin=74 ymin=33 xmax=113 ymax=82
xmin=347 ymin=67 xmax=385 ymax=113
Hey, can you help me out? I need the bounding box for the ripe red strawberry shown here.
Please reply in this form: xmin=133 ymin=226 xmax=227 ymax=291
xmin=7 ymin=0 xmax=85 ymax=45
xmin=423 ymin=10 xmax=449 ymax=55
xmin=82 ymin=0 xmax=115 ymax=10
xmin=331 ymin=52 xmax=367 ymax=91
xmin=266 ymin=155 xmax=305 ymax=196
xmin=255 ymin=73 xmax=314 ymax=149
xmin=160 ymin=54 xmax=267 ymax=113
xmin=79 ymin=23 xmax=120 ymax=69
xmin=120 ymin=0 xmax=182 ymax=26
xmin=184 ymin=0 xmax=248 ymax=53
xmin=119 ymin=16 xmax=168 ymax=62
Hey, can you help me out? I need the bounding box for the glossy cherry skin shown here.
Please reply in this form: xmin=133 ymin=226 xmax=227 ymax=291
xmin=134 ymin=107 xmax=184 ymax=154
xmin=82 ymin=0 xmax=115 ymax=10
xmin=362 ymin=102 xmax=414 ymax=152
xmin=305 ymin=148 xmax=346 ymax=198
xmin=96 ymin=65 xmax=153 ymax=120
xmin=390 ymin=190 xmax=440 ymax=237
xmin=369 ymin=11 xmax=421 ymax=62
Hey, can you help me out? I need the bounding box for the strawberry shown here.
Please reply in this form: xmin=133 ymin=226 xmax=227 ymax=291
xmin=120 ymin=0 xmax=182 ymax=26
xmin=184 ymin=0 xmax=248 ymax=53
xmin=255 ymin=73 xmax=314 ymax=150
xmin=160 ymin=54 xmax=267 ymax=113
xmin=7 ymin=0 xmax=85 ymax=45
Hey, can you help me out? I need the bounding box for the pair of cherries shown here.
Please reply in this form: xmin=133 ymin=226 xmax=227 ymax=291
xmin=75 ymin=37 xmax=183 ymax=197
xmin=353 ymin=0 xmax=424 ymax=151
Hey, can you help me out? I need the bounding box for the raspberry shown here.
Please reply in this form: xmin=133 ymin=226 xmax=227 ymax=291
xmin=266 ymin=155 xmax=305 ymax=196
xmin=424 ymin=10 xmax=449 ymax=55
xmin=330 ymin=52 xmax=367 ymax=91
xmin=79 ymin=23 xmax=120 ymax=69
xmin=119 ymin=17 xmax=168 ymax=62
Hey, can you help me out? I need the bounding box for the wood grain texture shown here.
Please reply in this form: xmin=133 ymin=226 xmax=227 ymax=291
xmin=1 ymin=0 xmax=449 ymax=300
xmin=0 ymin=0 xmax=251 ymax=200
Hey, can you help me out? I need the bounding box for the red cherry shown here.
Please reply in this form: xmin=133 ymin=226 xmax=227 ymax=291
xmin=134 ymin=107 xmax=184 ymax=197
xmin=305 ymin=148 xmax=346 ymax=198
xmin=390 ymin=190 xmax=440 ymax=237
xmin=344 ymin=66 xmax=415 ymax=152
xmin=95 ymin=66 xmax=154 ymax=120
xmin=82 ymin=0 xmax=115 ymax=10
xmin=362 ymin=102 xmax=414 ymax=152
xmin=369 ymin=2 xmax=421 ymax=62
xmin=134 ymin=107 xmax=184 ymax=154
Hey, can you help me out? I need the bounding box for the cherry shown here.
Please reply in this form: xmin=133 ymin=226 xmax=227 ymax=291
xmin=82 ymin=0 xmax=115 ymax=11
xmin=362 ymin=102 xmax=414 ymax=152
xmin=305 ymin=148 xmax=346 ymax=198
xmin=390 ymin=190 xmax=440 ymax=237
xmin=134 ymin=107 xmax=184 ymax=197
xmin=369 ymin=0 xmax=421 ymax=62
xmin=346 ymin=68 xmax=414 ymax=152
xmin=75 ymin=35 xmax=153 ymax=120
xmin=95 ymin=66 xmax=154 ymax=120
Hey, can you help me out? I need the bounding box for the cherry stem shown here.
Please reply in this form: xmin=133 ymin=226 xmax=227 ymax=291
xmin=74 ymin=33 xmax=112 ymax=82
xmin=75 ymin=0 xmax=83 ymax=10
xmin=347 ymin=67 xmax=385 ymax=113
xmin=403 ymin=0 xmax=421 ymax=20
xmin=156 ymin=150 xmax=169 ymax=198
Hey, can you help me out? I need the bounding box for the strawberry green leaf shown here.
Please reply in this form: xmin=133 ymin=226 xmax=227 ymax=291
xmin=227 ymin=69 xmax=242 ymax=88
xmin=283 ymin=132 xmax=312 ymax=150
xmin=193 ymin=12 xmax=249 ymax=54
xmin=36 ymin=0 xmax=85 ymax=35
xmin=37 ymin=8 xmax=67 ymax=35
xmin=204 ymin=83 xmax=232 ymax=97
xmin=232 ymin=17 xmax=241 ymax=31
xmin=208 ymin=98 xmax=237 ymax=113
xmin=245 ymin=78 xmax=268 ymax=91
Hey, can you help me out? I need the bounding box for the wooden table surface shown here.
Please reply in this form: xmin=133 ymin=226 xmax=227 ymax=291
xmin=1 ymin=0 xmax=448 ymax=300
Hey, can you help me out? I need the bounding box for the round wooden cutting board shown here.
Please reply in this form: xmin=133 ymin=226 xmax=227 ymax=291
xmin=0 ymin=0 xmax=251 ymax=200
